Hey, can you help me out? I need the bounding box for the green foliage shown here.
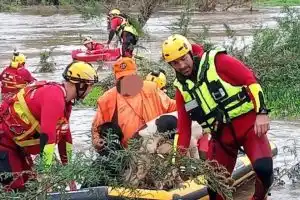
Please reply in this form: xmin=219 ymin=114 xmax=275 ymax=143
xmin=81 ymin=85 xmax=104 ymax=107
xmin=126 ymin=14 xmax=146 ymax=38
xmin=264 ymin=86 xmax=300 ymax=119
xmin=72 ymin=0 xmax=106 ymax=20
xmin=244 ymin=7 xmax=300 ymax=119
xmin=255 ymin=0 xmax=300 ymax=6
xmin=35 ymin=47 xmax=56 ymax=73
xmin=0 ymin=1 xmax=20 ymax=12
xmin=0 ymin=135 xmax=235 ymax=199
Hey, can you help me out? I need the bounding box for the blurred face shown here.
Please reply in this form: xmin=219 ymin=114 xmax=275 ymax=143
xmin=169 ymin=53 xmax=194 ymax=76
xmin=119 ymin=75 xmax=143 ymax=96
xmin=84 ymin=42 xmax=93 ymax=51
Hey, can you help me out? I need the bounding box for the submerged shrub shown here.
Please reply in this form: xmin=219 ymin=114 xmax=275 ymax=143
xmin=35 ymin=47 xmax=56 ymax=73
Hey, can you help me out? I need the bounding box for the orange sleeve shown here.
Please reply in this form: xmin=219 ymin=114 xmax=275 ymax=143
xmin=157 ymin=89 xmax=177 ymax=113
xmin=168 ymin=99 xmax=177 ymax=112
xmin=91 ymin=88 xmax=118 ymax=152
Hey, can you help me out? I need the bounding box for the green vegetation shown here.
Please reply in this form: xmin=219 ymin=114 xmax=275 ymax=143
xmin=0 ymin=135 xmax=235 ymax=199
xmin=1 ymin=0 xmax=299 ymax=15
xmin=255 ymin=0 xmax=300 ymax=6
xmin=244 ymin=7 xmax=300 ymax=119
xmin=82 ymin=85 xmax=104 ymax=107
xmin=35 ymin=47 xmax=56 ymax=73
xmin=0 ymin=1 xmax=19 ymax=12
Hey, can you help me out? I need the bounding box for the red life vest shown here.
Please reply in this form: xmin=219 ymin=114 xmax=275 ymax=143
xmin=0 ymin=81 xmax=68 ymax=148
xmin=1 ymin=67 xmax=29 ymax=94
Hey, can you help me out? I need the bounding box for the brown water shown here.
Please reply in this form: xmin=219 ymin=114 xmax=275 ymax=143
xmin=1 ymin=6 xmax=300 ymax=199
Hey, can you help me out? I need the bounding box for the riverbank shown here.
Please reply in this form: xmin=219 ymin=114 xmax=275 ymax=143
xmin=2 ymin=0 xmax=300 ymax=14
xmin=256 ymin=0 xmax=300 ymax=6
xmin=0 ymin=4 xmax=76 ymax=14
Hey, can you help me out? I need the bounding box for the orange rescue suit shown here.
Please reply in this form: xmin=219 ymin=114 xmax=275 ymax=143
xmin=92 ymin=81 xmax=176 ymax=151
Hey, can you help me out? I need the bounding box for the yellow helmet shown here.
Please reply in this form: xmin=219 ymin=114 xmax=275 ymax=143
xmin=82 ymin=36 xmax=93 ymax=45
xmin=63 ymin=61 xmax=98 ymax=84
xmin=145 ymin=69 xmax=167 ymax=90
xmin=11 ymin=52 xmax=26 ymax=68
xmin=162 ymin=34 xmax=192 ymax=63
xmin=109 ymin=9 xmax=121 ymax=16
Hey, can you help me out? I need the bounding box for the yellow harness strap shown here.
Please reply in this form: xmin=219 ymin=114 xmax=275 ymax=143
xmin=15 ymin=139 xmax=40 ymax=147
xmin=2 ymin=80 xmax=27 ymax=89
xmin=13 ymin=88 xmax=41 ymax=146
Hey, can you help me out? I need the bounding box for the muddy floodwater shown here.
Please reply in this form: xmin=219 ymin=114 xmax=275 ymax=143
xmin=1 ymin=6 xmax=300 ymax=199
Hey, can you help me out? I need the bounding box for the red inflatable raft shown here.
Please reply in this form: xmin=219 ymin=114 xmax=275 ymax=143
xmin=71 ymin=48 xmax=121 ymax=63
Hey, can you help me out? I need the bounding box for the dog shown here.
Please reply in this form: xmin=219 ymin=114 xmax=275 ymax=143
xmin=123 ymin=111 xmax=204 ymax=189
xmin=138 ymin=111 xmax=203 ymax=159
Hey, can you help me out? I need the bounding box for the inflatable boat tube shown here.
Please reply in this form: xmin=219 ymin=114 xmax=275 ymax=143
xmin=48 ymin=142 xmax=277 ymax=200
xmin=71 ymin=48 xmax=121 ymax=63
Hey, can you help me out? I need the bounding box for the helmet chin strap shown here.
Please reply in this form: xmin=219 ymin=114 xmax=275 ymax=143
xmin=75 ymin=83 xmax=88 ymax=100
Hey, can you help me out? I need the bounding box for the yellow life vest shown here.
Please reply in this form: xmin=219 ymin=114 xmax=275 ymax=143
xmin=173 ymin=48 xmax=254 ymax=133
xmin=114 ymin=16 xmax=138 ymax=38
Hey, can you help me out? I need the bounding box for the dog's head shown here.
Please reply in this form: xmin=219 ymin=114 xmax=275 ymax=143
xmin=97 ymin=122 xmax=124 ymax=156
xmin=155 ymin=115 xmax=177 ymax=140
